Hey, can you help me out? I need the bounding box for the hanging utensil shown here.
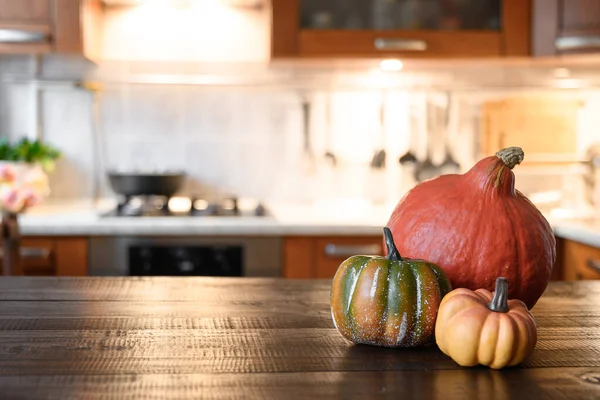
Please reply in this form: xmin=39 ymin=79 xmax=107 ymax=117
xmin=323 ymin=92 xmax=337 ymax=167
xmin=439 ymin=92 xmax=461 ymax=174
xmin=399 ymin=96 xmax=419 ymax=165
xmin=301 ymin=96 xmax=315 ymax=175
xmin=370 ymin=93 xmax=387 ymax=169
xmin=414 ymin=95 xmax=440 ymax=182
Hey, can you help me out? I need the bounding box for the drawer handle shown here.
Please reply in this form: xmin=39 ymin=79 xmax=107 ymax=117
xmin=586 ymin=258 xmax=600 ymax=274
xmin=0 ymin=247 xmax=51 ymax=260
xmin=374 ymin=38 xmax=427 ymax=51
xmin=0 ymin=29 xmax=49 ymax=43
xmin=556 ymin=36 xmax=600 ymax=51
xmin=324 ymin=244 xmax=382 ymax=258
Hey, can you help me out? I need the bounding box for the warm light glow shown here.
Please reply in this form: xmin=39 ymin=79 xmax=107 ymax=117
xmin=553 ymin=67 xmax=571 ymax=78
xmin=380 ymin=59 xmax=403 ymax=72
xmin=102 ymin=0 xmax=269 ymax=61
xmin=555 ymin=78 xmax=584 ymax=89
xmin=168 ymin=197 xmax=192 ymax=213
xmin=364 ymin=68 xmax=395 ymax=88
xmin=193 ymin=199 xmax=209 ymax=210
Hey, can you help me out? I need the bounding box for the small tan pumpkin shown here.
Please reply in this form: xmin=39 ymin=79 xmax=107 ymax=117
xmin=435 ymin=277 xmax=537 ymax=369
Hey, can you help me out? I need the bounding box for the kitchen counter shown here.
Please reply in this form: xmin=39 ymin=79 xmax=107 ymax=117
xmin=17 ymin=200 xmax=392 ymax=236
xmin=0 ymin=277 xmax=599 ymax=399
xmin=15 ymin=200 xmax=600 ymax=247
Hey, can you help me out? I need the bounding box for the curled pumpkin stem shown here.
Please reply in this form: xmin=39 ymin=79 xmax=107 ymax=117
xmin=488 ymin=277 xmax=509 ymax=313
xmin=383 ymin=227 xmax=403 ymax=262
xmin=495 ymin=147 xmax=524 ymax=170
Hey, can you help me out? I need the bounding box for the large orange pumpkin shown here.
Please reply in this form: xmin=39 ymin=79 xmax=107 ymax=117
xmin=387 ymin=147 xmax=555 ymax=309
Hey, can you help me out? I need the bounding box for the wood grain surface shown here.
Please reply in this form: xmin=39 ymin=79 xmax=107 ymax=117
xmin=0 ymin=277 xmax=599 ymax=399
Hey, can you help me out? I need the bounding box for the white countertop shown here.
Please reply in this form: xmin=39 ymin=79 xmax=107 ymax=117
xmin=17 ymin=199 xmax=393 ymax=237
xmin=15 ymin=199 xmax=600 ymax=247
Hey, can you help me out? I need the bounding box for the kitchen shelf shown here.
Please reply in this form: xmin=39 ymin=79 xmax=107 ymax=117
xmin=3 ymin=57 xmax=600 ymax=90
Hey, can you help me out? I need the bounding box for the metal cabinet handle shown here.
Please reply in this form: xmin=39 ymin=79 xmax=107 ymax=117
xmin=324 ymin=244 xmax=382 ymax=258
xmin=374 ymin=38 xmax=427 ymax=51
xmin=0 ymin=247 xmax=51 ymax=259
xmin=586 ymin=258 xmax=600 ymax=274
xmin=556 ymin=36 xmax=600 ymax=51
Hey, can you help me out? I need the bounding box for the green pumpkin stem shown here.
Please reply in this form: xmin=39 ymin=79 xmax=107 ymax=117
xmin=383 ymin=227 xmax=403 ymax=261
xmin=488 ymin=277 xmax=509 ymax=313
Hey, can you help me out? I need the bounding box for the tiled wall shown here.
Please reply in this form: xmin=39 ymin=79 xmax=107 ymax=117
xmin=2 ymin=54 xmax=600 ymax=209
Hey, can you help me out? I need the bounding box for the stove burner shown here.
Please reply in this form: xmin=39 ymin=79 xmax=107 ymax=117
xmin=105 ymin=195 xmax=267 ymax=218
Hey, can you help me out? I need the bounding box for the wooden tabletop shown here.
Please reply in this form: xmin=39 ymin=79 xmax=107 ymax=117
xmin=0 ymin=278 xmax=599 ymax=400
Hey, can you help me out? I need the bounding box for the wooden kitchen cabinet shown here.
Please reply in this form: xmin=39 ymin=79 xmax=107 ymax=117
xmin=532 ymin=0 xmax=600 ymax=56
xmin=1 ymin=236 xmax=89 ymax=276
xmin=0 ymin=0 xmax=51 ymax=23
xmin=271 ymin=0 xmax=530 ymax=59
xmin=0 ymin=0 xmax=102 ymax=60
xmin=283 ymin=236 xmax=383 ymax=279
xmin=562 ymin=238 xmax=600 ymax=281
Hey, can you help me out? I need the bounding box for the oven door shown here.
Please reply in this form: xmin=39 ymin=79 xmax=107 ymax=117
xmin=88 ymin=236 xmax=283 ymax=277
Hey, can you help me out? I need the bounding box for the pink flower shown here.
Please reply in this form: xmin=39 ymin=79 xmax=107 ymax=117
xmin=0 ymin=187 xmax=25 ymax=213
xmin=22 ymin=189 xmax=40 ymax=208
xmin=0 ymin=164 xmax=17 ymax=184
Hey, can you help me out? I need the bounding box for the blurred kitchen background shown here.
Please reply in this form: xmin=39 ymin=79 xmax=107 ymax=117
xmin=2 ymin=0 xmax=600 ymax=279
xmin=0 ymin=0 xmax=598 ymax=212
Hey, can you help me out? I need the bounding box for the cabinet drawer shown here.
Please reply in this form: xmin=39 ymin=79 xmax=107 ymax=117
xmin=315 ymin=236 xmax=383 ymax=279
xmin=564 ymin=240 xmax=600 ymax=281
xmin=0 ymin=238 xmax=54 ymax=275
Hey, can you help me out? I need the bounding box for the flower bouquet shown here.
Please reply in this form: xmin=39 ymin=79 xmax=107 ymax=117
xmin=0 ymin=138 xmax=60 ymax=275
xmin=0 ymin=138 xmax=60 ymax=214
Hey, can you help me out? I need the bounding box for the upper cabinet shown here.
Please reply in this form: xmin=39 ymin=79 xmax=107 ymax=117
xmin=0 ymin=0 xmax=102 ymax=60
xmin=271 ymin=0 xmax=531 ymax=58
xmin=532 ymin=0 xmax=600 ymax=56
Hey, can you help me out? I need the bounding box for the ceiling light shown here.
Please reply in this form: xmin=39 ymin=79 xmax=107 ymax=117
xmin=380 ymin=59 xmax=403 ymax=72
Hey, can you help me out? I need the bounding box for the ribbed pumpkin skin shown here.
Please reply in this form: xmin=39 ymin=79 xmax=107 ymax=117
xmin=386 ymin=151 xmax=556 ymax=309
xmin=435 ymin=287 xmax=537 ymax=369
xmin=330 ymin=255 xmax=451 ymax=348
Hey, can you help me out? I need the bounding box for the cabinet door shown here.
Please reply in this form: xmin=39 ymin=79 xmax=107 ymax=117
xmin=272 ymin=0 xmax=530 ymax=58
xmin=0 ymin=237 xmax=88 ymax=276
xmin=283 ymin=237 xmax=316 ymax=279
xmin=315 ymin=236 xmax=383 ymax=279
xmin=0 ymin=0 xmax=52 ymax=53
xmin=0 ymin=0 xmax=102 ymax=59
xmin=0 ymin=238 xmax=54 ymax=276
xmin=563 ymin=239 xmax=600 ymax=280
xmin=532 ymin=0 xmax=600 ymax=56
xmin=283 ymin=236 xmax=383 ymax=279
xmin=0 ymin=0 xmax=51 ymax=24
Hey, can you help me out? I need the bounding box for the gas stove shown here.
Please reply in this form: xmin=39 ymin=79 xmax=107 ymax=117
xmin=102 ymin=195 xmax=267 ymax=217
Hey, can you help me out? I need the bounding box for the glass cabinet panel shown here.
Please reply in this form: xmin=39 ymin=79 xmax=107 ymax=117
xmin=300 ymin=0 xmax=501 ymax=31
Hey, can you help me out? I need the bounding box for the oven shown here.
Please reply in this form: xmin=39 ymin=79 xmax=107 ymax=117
xmin=88 ymin=236 xmax=283 ymax=277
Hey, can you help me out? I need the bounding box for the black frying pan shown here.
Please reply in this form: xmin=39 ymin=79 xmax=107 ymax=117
xmin=107 ymin=171 xmax=186 ymax=197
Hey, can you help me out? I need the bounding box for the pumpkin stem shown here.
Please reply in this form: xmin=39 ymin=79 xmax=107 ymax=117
xmin=383 ymin=227 xmax=403 ymax=261
xmin=495 ymin=147 xmax=524 ymax=170
xmin=488 ymin=277 xmax=509 ymax=313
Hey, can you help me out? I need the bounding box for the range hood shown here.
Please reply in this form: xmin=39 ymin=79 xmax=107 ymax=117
xmin=101 ymin=0 xmax=264 ymax=8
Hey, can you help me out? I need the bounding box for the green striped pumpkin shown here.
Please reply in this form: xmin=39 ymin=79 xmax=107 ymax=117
xmin=330 ymin=227 xmax=452 ymax=348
